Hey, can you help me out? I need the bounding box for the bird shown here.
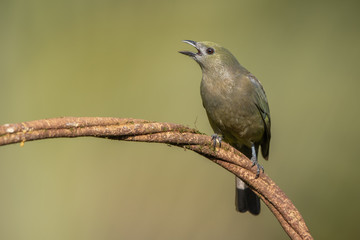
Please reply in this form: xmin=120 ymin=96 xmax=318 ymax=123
xmin=179 ymin=40 xmax=271 ymax=215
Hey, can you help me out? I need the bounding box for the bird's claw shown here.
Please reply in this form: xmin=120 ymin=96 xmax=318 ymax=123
xmin=211 ymin=134 xmax=222 ymax=149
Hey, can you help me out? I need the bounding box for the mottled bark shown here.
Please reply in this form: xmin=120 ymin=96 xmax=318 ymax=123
xmin=0 ymin=117 xmax=312 ymax=240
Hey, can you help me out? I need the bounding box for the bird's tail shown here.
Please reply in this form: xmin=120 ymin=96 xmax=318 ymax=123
xmin=235 ymin=177 xmax=260 ymax=215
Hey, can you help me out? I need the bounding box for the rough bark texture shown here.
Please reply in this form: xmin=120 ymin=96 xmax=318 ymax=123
xmin=0 ymin=117 xmax=313 ymax=240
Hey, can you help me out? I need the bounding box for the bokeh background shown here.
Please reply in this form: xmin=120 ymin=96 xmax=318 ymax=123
xmin=1 ymin=0 xmax=360 ymax=239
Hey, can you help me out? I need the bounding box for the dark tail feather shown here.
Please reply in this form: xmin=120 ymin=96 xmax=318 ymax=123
xmin=246 ymin=188 xmax=261 ymax=215
xmin=235 ymin=177 xmax=260 ymax=215
xmin=235 ymin=187 xmax=248 ymax=213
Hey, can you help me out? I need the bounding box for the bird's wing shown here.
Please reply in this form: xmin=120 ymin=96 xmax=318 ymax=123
xmin=248 ymin=74 xmax=271 ymax=159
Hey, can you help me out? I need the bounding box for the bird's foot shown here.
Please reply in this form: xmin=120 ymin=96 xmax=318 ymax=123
xmin=251 ymin=156 xmax=264 ymax=178
xmin=211 ymin=134 xmax=223 ymax=149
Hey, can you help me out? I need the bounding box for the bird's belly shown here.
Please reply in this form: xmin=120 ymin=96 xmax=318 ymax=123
xmin=200 ymin=76 xmax=265 ymax=147
xmin=205 ymin=101 xmax=264 ymax=147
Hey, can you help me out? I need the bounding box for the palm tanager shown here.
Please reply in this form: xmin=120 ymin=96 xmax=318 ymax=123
xmin=179 ymin=40 xmax=271 ymax=215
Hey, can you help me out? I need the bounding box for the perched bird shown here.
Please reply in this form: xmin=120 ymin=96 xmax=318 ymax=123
xmin=179 ymin=40 xmax=271 ymax=215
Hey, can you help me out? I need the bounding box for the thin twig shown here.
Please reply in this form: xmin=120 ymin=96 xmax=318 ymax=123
xmin=0 ymin=117 xmax=313 ymax=240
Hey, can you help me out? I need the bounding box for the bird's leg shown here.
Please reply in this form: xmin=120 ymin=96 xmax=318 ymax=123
xmin=250 ymin=143 xmax=264 ymax=178
xmin=211 ymin=134 xmax=223 ymax=149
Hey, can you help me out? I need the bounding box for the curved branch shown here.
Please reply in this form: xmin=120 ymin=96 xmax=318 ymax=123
xmin=0 ymin=117 xmax=313 ymax=240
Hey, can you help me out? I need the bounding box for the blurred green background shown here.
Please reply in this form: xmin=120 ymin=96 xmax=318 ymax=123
xmin=1 ymin=0 xmax=360 ymax=239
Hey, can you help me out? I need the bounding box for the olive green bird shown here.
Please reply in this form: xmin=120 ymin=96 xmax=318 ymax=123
xmin=179 ymin=40 xmax=271 ymax=215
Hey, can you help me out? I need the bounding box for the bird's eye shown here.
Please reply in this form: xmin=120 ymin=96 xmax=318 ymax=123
xmin=206 ymin=48 xmax=215 ymax=55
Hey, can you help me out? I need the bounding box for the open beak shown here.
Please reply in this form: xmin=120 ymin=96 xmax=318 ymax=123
xmin=179 ymin=40 xmax=199 ymax=57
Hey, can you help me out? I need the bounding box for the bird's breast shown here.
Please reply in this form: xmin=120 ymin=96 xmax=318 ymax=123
xmin=200 ymin=75 xmax=264 ymax=146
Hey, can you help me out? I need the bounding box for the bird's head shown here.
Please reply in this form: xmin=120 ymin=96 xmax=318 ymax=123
xmin=179 ymin=40 xmax=240 ymax=72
